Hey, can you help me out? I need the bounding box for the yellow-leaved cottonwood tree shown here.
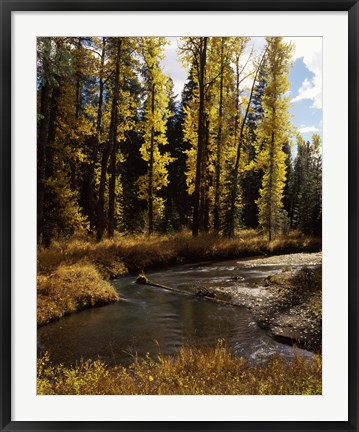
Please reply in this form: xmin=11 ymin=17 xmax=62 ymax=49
xmin=137 ymin=37 xmax=174 ymax=234
xmin=36 ymin=37 xmax=320 ymax=245
xmin=255 ymin=37 xmax=294 ymax=240
xmin=96 ymin=37 xmax=137 ymax=240
xmin=37 ymin=37 xmax=91 ymax=246
xmin=180 ymin=37 xmax=209 ymax=236
xmin=209 ymin=37 xmax=237 ymax=233
xmin=181 ymin=37 xmax=250 ymax=235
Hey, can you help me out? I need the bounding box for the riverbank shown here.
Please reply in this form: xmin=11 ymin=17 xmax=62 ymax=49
xmin=37 ymin=263 xmax=119 ymax=326
xmin=37 ymin=343 xmax=322 ymax=395
xmin=37 ymin=230 xmax=321 ymax=325
xmin=38 ymin=230 xmax=321 ymax=276
xmin=212 ymin=253 xmax=322 ymax=351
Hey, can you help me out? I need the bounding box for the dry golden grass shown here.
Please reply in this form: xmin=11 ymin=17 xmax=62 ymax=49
xmin=37 ymin=230 xmax=321 ymax=325
xmin=37 ymin=343 xmax=322 ymax=395
xmin=38 ymin=229 xmax=321 ymax=276
xmin=37 ymin=263 xmax=119 ymax=326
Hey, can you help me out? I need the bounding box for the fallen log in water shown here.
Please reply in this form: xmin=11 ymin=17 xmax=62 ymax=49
xmin=135 ymin=275 xmax=185 ymax=295
xmin=135 ymin=274 xmax=234 ymax=306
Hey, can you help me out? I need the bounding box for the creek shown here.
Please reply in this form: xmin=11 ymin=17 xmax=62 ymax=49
xmin=37 ymin=258 xmax=312 ymax=366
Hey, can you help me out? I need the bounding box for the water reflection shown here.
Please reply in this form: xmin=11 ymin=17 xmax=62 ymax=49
xmin=37 ymin=259 xmax=311 ymax=366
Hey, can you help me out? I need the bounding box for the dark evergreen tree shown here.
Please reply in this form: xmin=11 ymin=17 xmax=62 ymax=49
xmin=291 ymin=134 xmax=322 ymax=236
xmin=241 ymin=67 xmax=266 ymax=229
xmin=118 ymin=75 xmax=147 ymax=234
xmin=119 ymin=129 xmax=147 ymax=234
xmin=37 ymin=37 xmax=79 ymax=246
xmin=159 ymin=83 xmax=192 ymax=232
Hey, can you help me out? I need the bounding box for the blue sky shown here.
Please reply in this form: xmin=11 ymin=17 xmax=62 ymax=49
xmin=289 ymin=57 xmax=322 ymax=141
xmin=162 ymin=37 xmax=322 ymax=144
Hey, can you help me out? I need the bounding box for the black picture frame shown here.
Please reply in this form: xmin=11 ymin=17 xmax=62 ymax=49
xmin=1 ymin=1 xmax=358 ymax=431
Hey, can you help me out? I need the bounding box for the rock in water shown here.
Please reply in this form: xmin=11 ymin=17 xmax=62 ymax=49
xmin=136 ymin=274 xmax=149 ymax=284
xmin=195 ymin=287 xmax=216 ymax=298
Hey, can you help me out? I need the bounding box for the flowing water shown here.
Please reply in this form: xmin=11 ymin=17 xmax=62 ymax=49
xmin=37 ymin=258 xmax=312 ymax=366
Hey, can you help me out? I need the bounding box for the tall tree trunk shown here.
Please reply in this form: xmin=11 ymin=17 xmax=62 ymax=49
xmin=108 ymin=39 xmax=123 ymax=238
xmin=213 ymin=39 xmax=225 ymax=233
xmin=96 ymin=38 xmax=121 ymax=241
xmin=37 ymin=82 xmax=50 ymax=243
xmin=201 ymin=116 xmax=210 ymax=232
xmin=42 ymin=84 xmax=61 ymax=247
xmin=107 ymin=38 xmax=122 ymax=238
xmin=96 ymin=147 xmax=110 ymax=241
xmin=268 ymin=130 xmax=275 ymax=241
xmin=75 ymin=38 xmax=82 ymax=119
xmin=225 ymin=54 xmax=241 ymax=238
xmin=87 ymin=37 xmax=106 ymax=230
xmin=192 ymin=37 xmax=207 ymax=236
xmin=148 ymin=82 xmax=155 ymax=234
xmin=71 ymin=38 xmax=82 ymax=194
xmin=226 ymin=48 xmax=267 ymax=237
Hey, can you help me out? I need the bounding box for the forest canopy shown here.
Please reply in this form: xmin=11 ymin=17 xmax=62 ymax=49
xmin=37 ymin=36 xmax=322 ymax=246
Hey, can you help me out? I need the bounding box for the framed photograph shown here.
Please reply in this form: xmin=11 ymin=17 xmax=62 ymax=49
xmin=1 ymin=0 xmax=358 ymax=431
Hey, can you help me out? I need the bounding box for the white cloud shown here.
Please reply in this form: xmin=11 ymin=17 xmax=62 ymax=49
xmin=161 ymin=37 xmax=187 ymax=99
xmin=297 ymin=125 xmax=320 ymax=134
xmin=223 ymin=37 xmax=265 ymax=94
xmin=247 ymin=36 xmax=266 ymax=56
xmin=162 ymin=37 xmax=265 ymax=99
xmin=286 ymin=37 xmax=322 ymax=109
xmin=161 ymin=36 xmax=322 ymax=108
